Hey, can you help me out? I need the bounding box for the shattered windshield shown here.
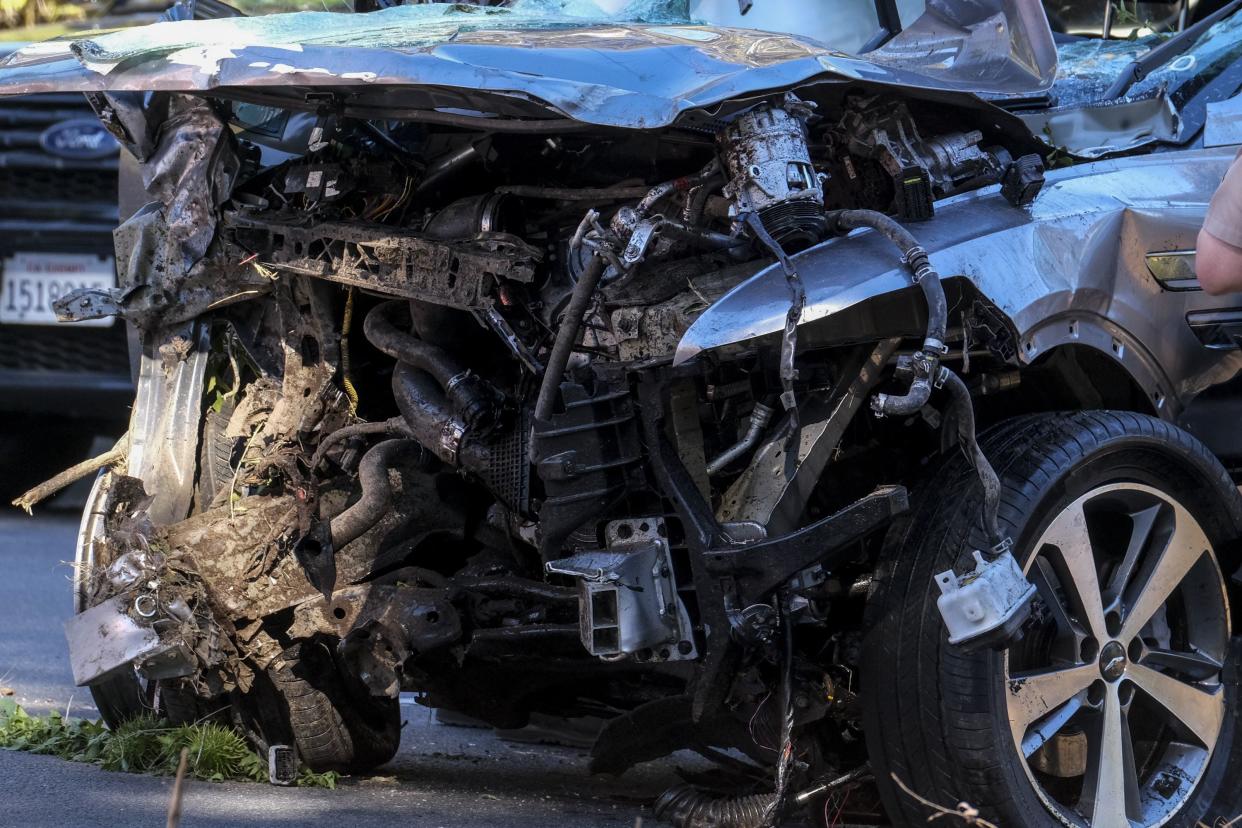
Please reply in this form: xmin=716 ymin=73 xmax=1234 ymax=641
xmin=1053 ymin=6 xmax=1242 ymax=105
xmin=55 ymin=0 xmax=693 ymax=66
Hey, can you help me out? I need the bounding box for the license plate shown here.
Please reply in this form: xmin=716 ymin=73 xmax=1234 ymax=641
xmin=0 ymin=252 xmax=115 ymax=327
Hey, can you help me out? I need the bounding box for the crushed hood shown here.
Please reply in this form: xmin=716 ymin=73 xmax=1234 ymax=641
xmin=0 ymin=0 xmax=1057 ymax=129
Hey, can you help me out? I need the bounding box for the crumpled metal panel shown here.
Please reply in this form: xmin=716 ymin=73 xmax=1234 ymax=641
xmin=58 ymin=94 xmax=266 ymax=331
xmin=0 ymin=0 xmax=1056 ymax=128
xmin=676 ymin=146 xmax=1242 ymax=414
xmin=1205 ymin=93 xmax=1242 ymax=147
xmin=1024 ymin=11 xmax=1242 ymax=157
xmin=64 ymin=595 xmax=165 ymax=686
xmin=135 ymin=95 xmax=240 ymax=274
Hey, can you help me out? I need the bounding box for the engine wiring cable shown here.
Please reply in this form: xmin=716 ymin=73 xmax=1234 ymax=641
xmin=654 ymin=599 xmax=811 ymax=828
xmin=742 ymin=212 xmax=805 ymax=430
xmin=341 ymin=287 xmax=360 ymax=417
xmin=942 ymin=369 xmax=1003 ymax=547
xmin=761 ymin=598 xmax=797 ymax=828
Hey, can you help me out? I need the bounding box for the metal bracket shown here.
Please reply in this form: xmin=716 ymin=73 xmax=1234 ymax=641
xmin=705 ymin=485 xmax=908 ymax=605
xmin=547 ymin=517 xmax=698 ymax=663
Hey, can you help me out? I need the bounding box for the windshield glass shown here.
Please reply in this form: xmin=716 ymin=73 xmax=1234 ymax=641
xmin=0 ymin=0 xmax=329 ymax=41
xmin=0 ymin=0 xmax=906 ymax=53
xmin=1053 ymin=7 xmax=1242 ymax=104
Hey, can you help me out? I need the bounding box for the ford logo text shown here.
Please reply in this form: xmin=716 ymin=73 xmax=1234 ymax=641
xmin=39 ymin=118 xmax=119 ymax=161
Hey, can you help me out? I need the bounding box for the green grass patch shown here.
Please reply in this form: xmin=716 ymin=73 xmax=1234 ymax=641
xmin=0 ymin=698 xmax=339 ymax=788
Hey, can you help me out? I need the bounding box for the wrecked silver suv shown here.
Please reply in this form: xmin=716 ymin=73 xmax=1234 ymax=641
xmin=6 ymin=0 xmax=1242 ymax=825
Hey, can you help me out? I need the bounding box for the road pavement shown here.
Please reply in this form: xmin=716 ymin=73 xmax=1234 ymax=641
xmin=0 ymin=513 xmax=695 ymax=828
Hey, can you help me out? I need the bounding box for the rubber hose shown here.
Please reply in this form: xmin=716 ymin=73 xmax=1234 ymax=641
xmin=636 ymin=159 xmax=721 ymax=216
xmin=834 ymin=209 xmax=946 ymax=347
xmin=942 ymin=369 xmax=1003 ymax=544
xmin=872 ymin=375 xmax=933 ymax=418
xmin=328 ymin=439 xmax=416 ymax=551
xmin=452 ymin=577 xmax=577 ymax=604
xmin=310 ymin=417 xmax=410 ymax=472
xmin=370 ymin=301 xmax=501 ymax=434
xmin=653 ymin=785 xmax=774 ymax=828
xmin=391 ymin=363 xmax=491 ymax=471
xmin=533 ymin=254 xmax=608 ymax=422
xmin=365 ymin=300 xmax=462 ymax=389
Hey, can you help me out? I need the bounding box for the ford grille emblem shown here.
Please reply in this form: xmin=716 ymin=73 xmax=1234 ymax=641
xmin=39 ymin=118 xmax=119 ymax=161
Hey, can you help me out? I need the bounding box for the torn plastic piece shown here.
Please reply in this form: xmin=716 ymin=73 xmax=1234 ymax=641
xmin=64 ymin=595 xmax=165 ymax=685
xmin=268 ymin=745 xmax=298 ymax=786
xmin=137 ymin=640 xmax=196 ymax=681
xmin=934 ymin=546 xmax=1035 ymax=651
xmin=53 ymin=286 xmax=122 ymax=323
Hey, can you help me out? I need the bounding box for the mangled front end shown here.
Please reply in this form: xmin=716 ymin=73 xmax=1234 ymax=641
xmin=2 ymin=1 xmax=1109 ymax=802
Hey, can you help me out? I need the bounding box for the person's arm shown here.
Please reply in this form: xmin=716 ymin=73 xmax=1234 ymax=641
xmin=1196 ymin=227 xmax=1242 ymax=294
xmin=1197 ymin=151 xmax=1242 ymax=294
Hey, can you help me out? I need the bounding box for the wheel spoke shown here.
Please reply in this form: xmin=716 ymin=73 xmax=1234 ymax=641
xmin=1127 ymin=662 xmax=1224 ymax=747
xmin=1141 ymin=648 xmax=1223 ymax=682
xmin=1107 ymin=504 xmax=1162 ymax=599
xmin=1120 ymin=512 xmax=1208 ymax=642
xmin=1007 ymin=663 xmax=1097 ymax=747
xmin=1040 ymin=499 xmax=1108 ymax=642
xmin=1030 ymin=556 xmax=1085 ymax=642
xmin=1021 ymin=696 xmax=1084 ymax=758
xmin=1080 ymin=683 xmax=1140 ymax=828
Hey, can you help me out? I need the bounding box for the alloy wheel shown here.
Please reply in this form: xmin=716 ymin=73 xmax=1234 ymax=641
xmin=1004 ymin=482 xmax=1230 ymax=828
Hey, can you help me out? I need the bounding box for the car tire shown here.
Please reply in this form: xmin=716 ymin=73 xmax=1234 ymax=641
xmin=193 ymin=403 xmax=241 ymax=513
xmin=234 ymin=641 xmax=401 ymax=773
xmin=160 ymin=682 xmax=229 ymax=726
xmin=863 ymin=411 xmax=1242 ymax=828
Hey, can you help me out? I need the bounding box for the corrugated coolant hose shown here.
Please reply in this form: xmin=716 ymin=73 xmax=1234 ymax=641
xmin=653 ymin=786 xmax=774 ymax=828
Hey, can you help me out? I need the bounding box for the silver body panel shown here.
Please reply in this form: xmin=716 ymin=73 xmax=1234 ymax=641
xmin=0 ymin=1 xmax=1055 ymax=127
xmin=676 ymin=146 xmax=1242 ymax=417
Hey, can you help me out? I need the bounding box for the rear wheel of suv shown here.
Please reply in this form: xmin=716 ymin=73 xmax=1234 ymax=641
xmin=863 ymin=411 xmax=1242 ymax=828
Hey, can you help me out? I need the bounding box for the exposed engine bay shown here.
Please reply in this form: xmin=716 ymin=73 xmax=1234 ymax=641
xmin=46 ymin=78 xmax=1053 ymax=821
xmin=8 ymin=0 xmax=1242 ymax=822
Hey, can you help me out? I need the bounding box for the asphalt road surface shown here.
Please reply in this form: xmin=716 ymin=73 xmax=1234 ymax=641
xmin=0 ymin=512 xmax=698 ymax=828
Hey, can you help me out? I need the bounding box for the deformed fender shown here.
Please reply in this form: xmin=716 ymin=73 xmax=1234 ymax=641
xmin=675 ymin=146 xmax=1242 ymax=418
